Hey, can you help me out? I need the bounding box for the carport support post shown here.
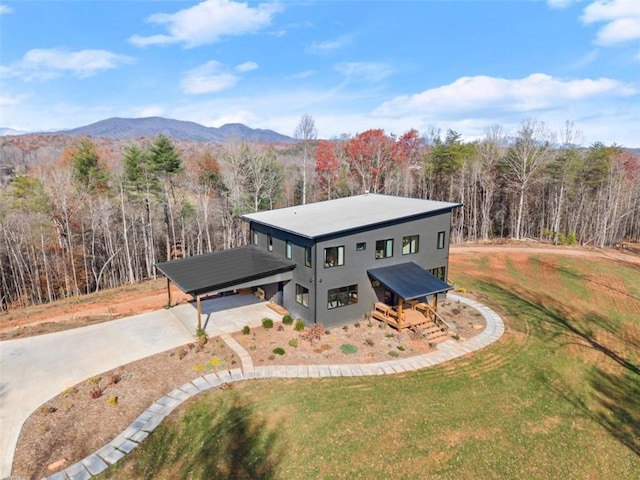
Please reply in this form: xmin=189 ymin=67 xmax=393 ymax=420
xmin=166 ymin=278 xmax=172 ymax=308
xmin=397 ymin=298 xmax=403 ymax=328
xmin=196 ymin=295 xmax=202 ymax=331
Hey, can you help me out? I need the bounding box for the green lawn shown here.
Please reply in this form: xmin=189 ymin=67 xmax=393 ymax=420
xmin=101 ymin=252 xmax=640 ymax=480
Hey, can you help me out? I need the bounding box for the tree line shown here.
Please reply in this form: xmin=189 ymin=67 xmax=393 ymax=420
xmin=1 ymin=117 xmax=638 ymax=310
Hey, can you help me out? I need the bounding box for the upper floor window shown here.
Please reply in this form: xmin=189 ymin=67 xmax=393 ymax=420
xmin=375 ymin=239 xmax=393 ymax=259
xmin=267 ymin=234 xmax=273 ymax=252
xmin=304 ymin=246 xmax=312 ymax=267
xmin=356 ymin=242 xmax=366 ymax=251
xmin=324 ymin=246 xmax=345 ymax=268
xmin=437 ymin=231 xmax=445 ymax=250
xmin=286 ymin=240 xmax=292 ymax=259
xmin=402 ymin=235 xmax=419 ymax=255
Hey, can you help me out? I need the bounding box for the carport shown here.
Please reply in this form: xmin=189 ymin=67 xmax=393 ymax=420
xmin=155 ymin=245 xmax=297 ymax=330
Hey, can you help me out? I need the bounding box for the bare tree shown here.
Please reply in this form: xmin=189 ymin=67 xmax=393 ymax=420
xmin=294 ymin=114 xmax=317 ymax=205
xmin=505 ymin=120 xmax=552 ymax=240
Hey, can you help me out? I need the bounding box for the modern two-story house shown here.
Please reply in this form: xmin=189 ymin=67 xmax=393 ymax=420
xmin=243 ymin=193 xmax=461 ymax=328
xmin=157 ymin=193 xmax=461 ymax=330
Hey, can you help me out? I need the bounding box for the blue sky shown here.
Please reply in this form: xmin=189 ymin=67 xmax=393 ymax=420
xmin=0 ymin=0 xmax=638 ymax=146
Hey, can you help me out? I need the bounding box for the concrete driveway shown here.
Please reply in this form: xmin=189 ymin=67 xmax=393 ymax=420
xmin=0 ymin=294 xmax=277 ymax=478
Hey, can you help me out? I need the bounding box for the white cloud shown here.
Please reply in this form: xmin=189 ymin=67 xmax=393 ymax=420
xmin=3 ymin=48 xmax=134 ymax=79
xmin=581 ymin=0 xmax=640 ymax=46
xmin=286 ymin=70 xmax=316 ymax=80
xmin=129 ymin=0 xmax=283 ymax=48
xmin=181 ymin=61 xmax=238 ymax=94
xmin=335 ymin=62 xmax=394 ymax=84
xmin=0 ymin=95 xmax=25 ymax=106
xmin=308 ymin=36 xmax=352 ymax=53
xmin=235 ymin=61 xmax=258 ymax=73
xmin=136 ymin=105 xmax=166 ymax=118
xmin=374 ymin=73 xmax=635 ymax=117
xmin=547 ymin=0 xmax=582 ymax=9
xmin=0 ymin=5 xmax=13 ymax=14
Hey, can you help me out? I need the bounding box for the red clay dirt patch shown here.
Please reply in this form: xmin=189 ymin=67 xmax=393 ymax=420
xmin=0 ymin=279 xmax=191 ymax=340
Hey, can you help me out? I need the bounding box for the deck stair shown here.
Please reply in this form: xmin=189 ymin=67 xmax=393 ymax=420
xmin=410 ymin=320 xmax=449 ymax=342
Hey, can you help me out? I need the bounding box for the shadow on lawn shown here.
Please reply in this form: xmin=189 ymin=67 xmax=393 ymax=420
xmin=475 ymin=280 xmax=640 ymax=456
xmin=130 ymin=393 xmax=283 ymax=480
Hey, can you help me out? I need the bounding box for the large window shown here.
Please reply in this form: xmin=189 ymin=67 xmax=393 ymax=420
xmin=324 ymin=246 xmax=345 ymax=268
xmin=286 ymin=240 xmax=292 ymax=259
xmin=375 ymin=239 xmax=394 ymax=259
xmin=296 ymin=284 xmax=309 ymax=307
xmin=402 ymin=235 xmax=419 ymax=255
xmin=252 ymin=231 xmax=258 ymax=245
xmin=267 ymin=234 xmax=273 ymax=251
xmin=437 ymin=231 xmax=445 ymax=249
xmin=304 ymin=246 xmax=312 ymax=267
xmin=327 ymin=284 xmax=358 ymax=310
xmin=429 ymin=266 xmax=446 ymax=281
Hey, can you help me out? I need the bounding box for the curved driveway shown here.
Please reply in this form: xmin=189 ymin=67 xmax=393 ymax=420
xmin=0 ymin=295 xmax=275 ymax=479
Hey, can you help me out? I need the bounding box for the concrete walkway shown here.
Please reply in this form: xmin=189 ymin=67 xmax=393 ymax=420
xmin=0 ymin=294 xmax=277 ymax=480
xmin=38 ymin=294 xmax=504 ymax=480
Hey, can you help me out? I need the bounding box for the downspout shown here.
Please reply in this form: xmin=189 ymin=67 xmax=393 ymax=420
xmin=313 ymin=241 xmax=318 ymax=324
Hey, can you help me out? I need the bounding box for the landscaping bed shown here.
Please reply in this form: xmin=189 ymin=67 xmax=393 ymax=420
xmin=12 ymin=297 xmax=484 ymax=480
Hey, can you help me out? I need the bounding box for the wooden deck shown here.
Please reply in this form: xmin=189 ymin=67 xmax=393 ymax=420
xmin=371 ymin=301 xmax=436 ymax=329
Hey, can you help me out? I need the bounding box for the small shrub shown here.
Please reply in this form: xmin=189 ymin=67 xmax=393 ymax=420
xmin=273 ymin=347 xmax=285 ymax=356
xmin=64 ymin=387 xmax=78 ymax=396
xmin=340 ymin=343 xmax=358 ymax=354
xmin=262 ymin=318 xmax=274 ymax=329
xmin=40 ymin=405 xmax=57 ymax=414
xmin=388 ymin=350 xmax=399 ymax=358
xmin=452 ymin=307 xmax=462 ymax=315
xmin=342 ymin=325 xmax=349 ymax=331
xmin=90 ymin=376 xmax=101 ymax=385
xmin=90 ymin=386 xmax=104 ymax=399
xmin=242 ymin=325 xmax=250 ymax=335
xmin=385 ymin=333 xmax=395 ymax=338
xmin=178 ymin=347 xmax=188 ymax=360
xmin=294 ymin=319 xmax=305 ymax=331
xmin=458 ymin=287 xmax=467 ymax=294
xmin=354 ymin=322 xmax=360 ymax=328
xmin=282 ymin=314 xmax=294 ymax=325
xmin=209 ymin=358 xmax=221 ymax=368
xmin=277 ymin=324 xmax=285 ymax=331
xmin=194 ymin=364 xmax=205 ymax=372
xmin=289 ymin=338 xmax=298 ymax=348
xmin=300 ymin=323 xmax=324 ymax=343
xmin=196 ymin=327 xmax=209 ymax=343
xmin=324 ymin=330 xmax=331 ymax=335
xmin=364 ymin=338 xmax=375 ymax=347
xmin=452 ymin=332 xmax=461 ymax=341
xmin=429 ymin=341 xmax=438 ymax=348
xmin=397 ymin=345 xmax=405 ymax=351
xmin=108 ymin=373 xmax=122 ymax=386
xmin=107 ymin=395 xmax=118 ymax=406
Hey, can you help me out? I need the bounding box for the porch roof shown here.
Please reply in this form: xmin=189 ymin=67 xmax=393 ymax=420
xmin=155 ymin=245 xmax=296 ymax=297
xmin=367 ymin=262 xmax=452 ymax=300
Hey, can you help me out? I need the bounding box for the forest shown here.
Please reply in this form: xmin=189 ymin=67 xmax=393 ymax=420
xmin=1 ymin=117 xmax=639 ymax=310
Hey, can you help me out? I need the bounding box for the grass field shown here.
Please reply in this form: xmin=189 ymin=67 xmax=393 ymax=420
xmin=101 ymin=251 xmax=640 ymax=480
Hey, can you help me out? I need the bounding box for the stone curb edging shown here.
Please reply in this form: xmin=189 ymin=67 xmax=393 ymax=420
xmin=42 ymin=294 xmax=503 ymax=480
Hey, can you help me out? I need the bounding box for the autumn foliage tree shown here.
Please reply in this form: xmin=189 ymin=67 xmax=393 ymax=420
xmin=314 ymin=140 xmax=340 ymax=200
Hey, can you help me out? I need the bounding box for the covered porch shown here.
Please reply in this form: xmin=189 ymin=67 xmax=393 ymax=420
xmin=368 ymin=262 xmax=453 ymax=331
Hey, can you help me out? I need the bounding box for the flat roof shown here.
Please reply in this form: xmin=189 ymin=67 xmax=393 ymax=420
xmin=155 ymin=245 xmax=296 ymax=297
xmin=367 ymin=262 xmax=452 ymax=300
xmin=242 ymin=194 xmax=461 ymax=239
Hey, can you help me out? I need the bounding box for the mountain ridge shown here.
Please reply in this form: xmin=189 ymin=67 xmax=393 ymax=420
xmin=1 ymin=117 xmax=295 ymax=143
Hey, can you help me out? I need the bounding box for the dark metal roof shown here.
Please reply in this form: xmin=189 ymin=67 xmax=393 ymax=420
xmin=367 ymin=262 xmax=452 ymax=300
xmin=155 ymin=245 xmax=296 ymax=297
